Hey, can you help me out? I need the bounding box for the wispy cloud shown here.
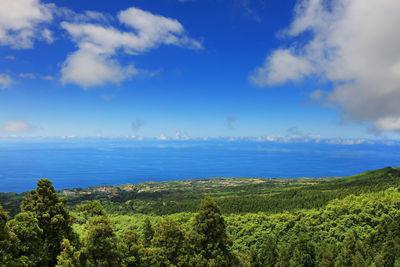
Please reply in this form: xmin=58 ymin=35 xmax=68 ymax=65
xmin=41 ymin=75 xmax=54 ymax=80
xmin=250 ymin=0 xmax=400 ymax=132
xmin=19 ymin=73 xmax=54 ymax=80
xmin=19 ymin=73 xmax=36 ymax=79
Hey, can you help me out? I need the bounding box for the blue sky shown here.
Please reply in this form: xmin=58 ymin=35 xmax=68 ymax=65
xmin=1 ymin=0 xmax=400 ymax=141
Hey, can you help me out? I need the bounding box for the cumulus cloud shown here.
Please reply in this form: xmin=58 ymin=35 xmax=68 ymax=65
xmin=250 ymin=0 xmax=400 ymax=132
xmin=250 ymin=49 xmax=313 ymax=86
xmin=0 ymin=74 xmax=13 ymax=88
xmin=2 ymin=120 xmax=35 ymax=133
xmin=0 ymin=0 xmax=54 ymax=49
xmin=61 ymin=49 xmax=137 ymax=87
xmin=61 ymin=7 xmax=202 ymax=88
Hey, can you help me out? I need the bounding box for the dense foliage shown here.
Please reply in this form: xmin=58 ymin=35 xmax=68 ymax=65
xmin=1 ymin=167 xmax=400 ymax=266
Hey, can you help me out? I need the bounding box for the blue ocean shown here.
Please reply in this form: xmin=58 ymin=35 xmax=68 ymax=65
xmin=1 ymin=139 xmax=400 ymax=193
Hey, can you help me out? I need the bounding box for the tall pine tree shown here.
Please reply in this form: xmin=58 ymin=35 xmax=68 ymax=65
xmin=21 ymin=179 xmax=77 ymax=266
xmin=190 ymin=196 xmax=236 ymax=266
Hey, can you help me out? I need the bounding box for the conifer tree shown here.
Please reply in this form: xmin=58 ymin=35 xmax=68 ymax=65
xmin=190 ymin=196 xmax=235 ymax=266
xmin=20 ymin=179 xmax=77 ymax=266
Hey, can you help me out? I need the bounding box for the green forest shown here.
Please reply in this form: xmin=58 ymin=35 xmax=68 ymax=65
xmin=1 ymin=167 xmax=400 ymax=266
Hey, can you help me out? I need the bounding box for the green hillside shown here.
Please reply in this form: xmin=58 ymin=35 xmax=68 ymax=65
xmin=2 ymin=167 xmax=400 ymax=266
xmin=2 ymin=167 xmax=400 ymax=217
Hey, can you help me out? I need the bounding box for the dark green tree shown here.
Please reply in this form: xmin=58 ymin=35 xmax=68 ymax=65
xmin=250 ymin=234 xmax=278 ymax=267
xmin=7 ymin=212 xmax=44 ymax=265
xmin=21 ymin=179 xmax=78 ymax=266
xmin=83 ymin=214 xmax=121 ymax=266
xmin=189 ymin=196 xmax=236 ymax=266
xmin=56 ymin=239 xmax=81 ymax=267
xmin=77 ymin=200 xmax=107 ymax=219
xmin=315 ymin=242 xmax=337 ymax=267
xmin=289 ymin=234 xmax=315 ymax=267
xmin=274 ymin=242 xmax=292 ymax=267
xmin=139 ymin=247 xmax=167 ymax=266
xmin=336 ymin=231 xmax=366 ymax=267
xmin=152 ymin=217 xmax=188 ymax=266
xmin=120 ymin=230 xmax=143 ymax=266
xmin=142 ymin=218 xmax=154 ymax=247
xmin=0 ymin=205 xmax=12 ymax=265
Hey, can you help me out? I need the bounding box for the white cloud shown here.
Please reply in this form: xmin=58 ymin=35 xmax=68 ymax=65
xmin=0 ymin=0 xmax=54 ymax=48
xmin=250 ymin=49 xmax=313 ymax=86
xmin=61 ymin=49 xmax=137 ymax=88
xmin=2 ymin=120 xmax=35 ymax=133
xmin=251 ymin=0 xmax=400 ymax=132
xmin=61 ymin=7 xmax=201 ymax=88
xmin=0 ymin=74 xmax=13 ymax=88
xmin=375 ymin=117 xmax=400 ymax=132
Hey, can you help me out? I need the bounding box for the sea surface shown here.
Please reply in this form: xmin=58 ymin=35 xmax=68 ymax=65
xmin=1 ymin=139 xmax=400 ymax=193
